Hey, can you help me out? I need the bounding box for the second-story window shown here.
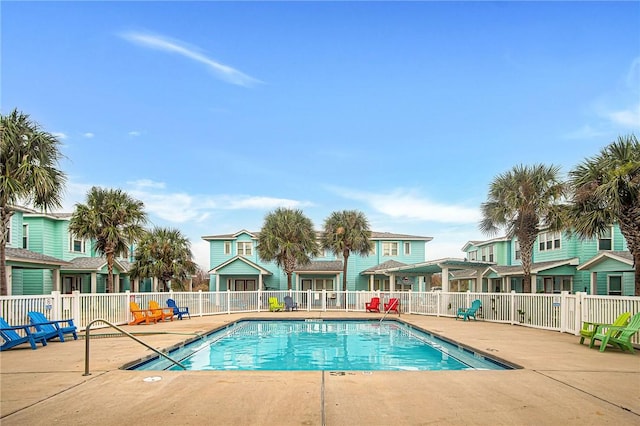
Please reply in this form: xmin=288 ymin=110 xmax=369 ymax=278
xmin=514 ymin=240 xmax=521 ymax=260
xmin=382 ymin=242 xmax=398 ymax=256
xmin=539 ymin=231 xmax=561 ymax=252
xmin=22 ymin=224 xmax=29 ymax=249
xmin=598 ymin=228 xmax=612 ymax=251
xmin=468 ymin=250 xmax=477 ymax=261
xmin=69 ymin=234 xmax=86 ymax=253
xmin=404 ymin=242 xmax=411 ymax=255
xmin=224 ymin=241 xmax=231 ymax=255
xmin=369 ymin=244 xmax=376 ymax=256
xmin=237 ymin=241 xmax=252 ymax=256
xmin=6 ymin=221 xmax=11 ymax=245
xmin=481 ymin=246 xmax=494 ymax=262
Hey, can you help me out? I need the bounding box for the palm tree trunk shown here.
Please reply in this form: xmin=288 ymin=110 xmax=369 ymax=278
xmin=519 ymin=235 xmax=535 ymax=293
xmin=106 ymin=252 xmax=114 ymax=293
xmin=342 ymin=251 xmax=349 ymax=292
xmin=286 ymin=272 xmax=292 ymax=291
xmin=618 ymin=207 xmax=640 ymax=296
xmin=0 ymin=240 xmax=6 ymax=295
xmin=0 ymin=208 xmax=13 ymax=295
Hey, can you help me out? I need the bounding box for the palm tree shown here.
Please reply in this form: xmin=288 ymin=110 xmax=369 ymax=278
xmin=321 ymin=210 xmax=373 ymax=292
xmin=567 ymin=134 xmax=640 ymax=295
xmin=480 ymin=164 xmax=566 ymax=293
xmin=69 ymin=187 xmax=147 ymax=293
xmin=0 ymin=109 xmax=66 ymax=295
xmin=129 ymin=227 xmax=198 ymax=291
xmin=257 ymin=208 xmax=320 ymax=290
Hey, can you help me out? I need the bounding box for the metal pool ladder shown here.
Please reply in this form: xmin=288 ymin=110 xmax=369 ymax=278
xmin=83 ymin=318 xmax=186 ymax=376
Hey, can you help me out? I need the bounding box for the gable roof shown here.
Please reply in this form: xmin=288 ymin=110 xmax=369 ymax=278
xmin=295 ymin=260 xmax=343 ymax=273
xmin=489 ymin=258 xmax=580 ymax=276
xmin=462 ymin=236 xmax=511 ymax=251
xmin=5 ymin=247 xmax=69 ymax=267
xmin=577 ymin=251 xmax=634 ymax=271
xmin=203 ymin=229 xmax=432 ymax=242
xmin=208 ymin=255 xmax=272 ymax=275
xmin=361 ymin=260 xmax=408 ymax=274
xmin=63 ymin=257 xmax=130 ymax=273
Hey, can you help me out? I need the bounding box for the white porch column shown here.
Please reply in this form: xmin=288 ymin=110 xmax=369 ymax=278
xmin=215 ymin=273 xmax=220 ymax=292
xmin=390 ymin=274 xmax=396 ymax=292
xmin=114 ymin=273 xmax=120 ymax=293
xmin=418 ymin=276 xmax=425 ymax=292
xmin=369 ymin=275 xmax=374 ymax=291
xmin=530 ymin=274 xmax=537 ymax=294
xmin=5 ymin=265 xmax=12 ymax=295
xmin=505 ymin=276 xmax=511 ymax=292
xmin=52 ymin=268 xmax=61 ymax=292
xmin=91 ymin=272 xmax=97 ymax=293
xmin=441 ymin=267 xmax=450 ymax=292
xmin=590 ymin=271 xmax=597 ymax=295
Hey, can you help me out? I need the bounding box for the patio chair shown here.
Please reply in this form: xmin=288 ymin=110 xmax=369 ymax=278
xmin=384 ymin=298 xmax=400 ymax=314
xmin=456 ymin=299 xmax=482 ymax=321
xmin=579 ymin=312 xmax=630 ymax=345
xmin=589 ymin=312 xmax=640 ymax=353
xmin=27 ymin=311 xmax=78 ymax=342
xmin=366 ymin=297 xmax=380 ymax=313
xmin=0 ymin=317 xmax=48 ymax=351
xmin=167 ymin=298 xmax=191 ymax=320
xmin=284 ymin=295 xmax=298 ymax=311
xmin=149 ymin=300 xmax=174 ymax=322
xmin=269 ymin=297 xmax=285 ymax=312
xmin=129 ymin=301 xmax=159 ymax=325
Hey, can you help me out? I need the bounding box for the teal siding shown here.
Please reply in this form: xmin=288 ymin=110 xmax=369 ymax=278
xmin=10 ymin=268 xmax=24 ymax=294
xmin=8 ymin=212 xmax=23 ymax=248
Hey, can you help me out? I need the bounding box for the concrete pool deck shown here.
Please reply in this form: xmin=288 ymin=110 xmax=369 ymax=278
xmin=1 ymin=312 xmax=639 ymax=425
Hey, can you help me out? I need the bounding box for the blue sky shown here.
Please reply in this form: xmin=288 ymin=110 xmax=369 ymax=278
xmin=2 ymin=1 xmax=639 ymax=270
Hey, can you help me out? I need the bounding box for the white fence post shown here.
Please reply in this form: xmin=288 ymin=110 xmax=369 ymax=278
xmin=71 ymin=290 xmax=81 ymax=326
xmin=510 ymin=291 xmax=516 ymax=325
xmin=50 ymin=291 xmax=61 ymax=320
xmin=198 ymin=290 xmax=203 ymax=317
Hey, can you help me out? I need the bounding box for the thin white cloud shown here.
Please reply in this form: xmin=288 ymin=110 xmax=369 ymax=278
xmin=52 ymin=132 xmax=67 ymax=140
xmin=120 ymin=31 xmax=261 ymax=87
xmin=83 ymin=132 xmax=94 ymax=138
xmin=564 ymin=124 xmax=609 ymax=140
xmin=223 ymin=196 xmax=311 ymax=210
xmin=128 ymin=131 xmax=141 ymax=137
xmin=607 ymin=103 xmax=640 ymax=128
xmin=128 ymin=179 xmax=166 ymax=189
xmin=329 ymin=187 xmax=481 ymax=224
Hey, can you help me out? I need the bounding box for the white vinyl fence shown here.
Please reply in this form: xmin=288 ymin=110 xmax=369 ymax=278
xmin=1 ymin=290 xmax=639 ymax=346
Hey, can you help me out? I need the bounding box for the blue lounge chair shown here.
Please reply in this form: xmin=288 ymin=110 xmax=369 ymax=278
xmin=456 ymin=299 xmax=482 ymax=321
xmin=284 ymin=295 xmax=298 ymax=311
xmin=0 ymin=317 xmax=48 ymax=351
xmin=167 ymin=298 xmax=191 ymax=320
xmin=27 ymin=311 xmax=78 ymax=342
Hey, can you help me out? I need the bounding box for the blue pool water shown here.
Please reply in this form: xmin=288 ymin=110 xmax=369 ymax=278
xmin=131 ymin=320 xmax=511 ymax=371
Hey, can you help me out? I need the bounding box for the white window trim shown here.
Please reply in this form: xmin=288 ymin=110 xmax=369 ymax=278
xmin=607 ymin=275 xmax=622 ymax=295
xmin=404 ymin=242 xmax=411 ymax=255
xmin=382 ymin=242 xmax=398 ymax=256
xmin=237 ymin=241 xmax=252 ymax=256
xmin=6 ymin=220 xmax=11 ymax=245
xmin=22 ymin=223 xmax=29 ymax=249
xmin=69 ymin=233 xmax=86 ymax=253
xmin=224 ymin=241 xmax=231 ymax=255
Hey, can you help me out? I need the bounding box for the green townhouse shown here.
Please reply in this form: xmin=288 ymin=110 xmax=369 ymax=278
xmin=203 ymin=230 xmax=435 ymax=293
xmin=4 ymin=207 xmax=144 ymax=295
xmin=453 ymin=224 xmax=634 ymax=296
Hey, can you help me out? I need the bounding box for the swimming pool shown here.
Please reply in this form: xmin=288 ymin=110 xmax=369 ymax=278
xmin=131 ymin=319 xmax=513 ymax=371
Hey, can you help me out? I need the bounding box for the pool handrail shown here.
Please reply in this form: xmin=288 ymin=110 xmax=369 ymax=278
xmin=83 ymin=318 xmax=187 ymax=376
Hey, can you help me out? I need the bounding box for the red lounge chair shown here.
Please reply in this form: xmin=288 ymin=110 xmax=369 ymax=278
xmin=365 ymin=297 xmax=380 ymax=313
xmin=384 ymin=298 xmax=400 ymax=314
